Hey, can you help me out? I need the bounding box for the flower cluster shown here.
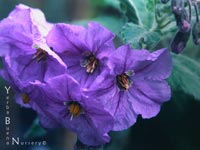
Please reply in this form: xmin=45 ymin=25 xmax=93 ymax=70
xmin=0 ymin=4 xmax=172 ymax=146
xmin=161 ymin=0 xmax=200 ymax=53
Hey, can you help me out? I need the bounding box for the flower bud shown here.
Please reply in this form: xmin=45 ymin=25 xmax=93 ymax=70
xmin=171 ymin=30 xmax=191 ymax=54
xmin=171 ymin=0 xmax=184 ymax=14
xmin=192 ymin=22 xmax=200 ymax=45
xmin=180 ymin=20 xmax=191 ymax=33
xmin=174 ymin=8 xmax=190 ymax=33
xmin=161 ymin=0 xmax=170 ymax=4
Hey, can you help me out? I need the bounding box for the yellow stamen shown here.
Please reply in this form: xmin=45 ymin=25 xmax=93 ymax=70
xmin=33 ymin=48 xmax=47 ymax=62
xmin=67 ymin=102 xmax=82 ymax=120
xmin=116 ymin=73 xmax=131 ymax=90
xmin=82 ymin=54 xmax=99 ymax=73
xmin=21 ymin=93 xmax=30 ymax=104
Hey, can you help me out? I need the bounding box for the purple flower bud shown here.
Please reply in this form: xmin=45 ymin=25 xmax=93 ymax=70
xmin=174 ymin=9 xmax=190 ymax=33
xmin=180 ymin=19 xmax=191 ymax=32
xmin=192 ymin=22 xmax=200 ymax=45
xmin=161 ymin=0 xmax=170 ymax=4
xmin=171 ymin=0 xmax=184 ymax=14
xmin=171 ymin=30 xmax=191 ymax=54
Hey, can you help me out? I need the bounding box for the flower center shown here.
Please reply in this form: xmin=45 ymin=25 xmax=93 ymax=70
xmin=82 ymin=54 xmax=99 ymax=73
xmin=66 ymin=101 xmax=82 ymax=120
xmin=33 ymin=48 xmax=47 ymax=62
xmin=21 ymin=93 xmax=30 ymax=104
xmin=116 ymin=73 xmax=131 ymax=90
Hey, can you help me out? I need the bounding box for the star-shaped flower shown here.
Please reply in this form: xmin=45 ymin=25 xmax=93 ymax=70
xmin=85 ymin=45 xmax=172 ymax=131
xmin=41 ymin=74 xmax=114 ymax=146
xmin=46 ymin=22 xmax=115 ymax=88
xmin=0 ymin=4 xmax=66 ymax=84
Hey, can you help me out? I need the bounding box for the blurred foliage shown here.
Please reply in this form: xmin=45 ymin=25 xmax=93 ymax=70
xmin=168 ymin=53 xmax=200 ymax=100
xmin=24 ymin=118 xmax=46 ymax=139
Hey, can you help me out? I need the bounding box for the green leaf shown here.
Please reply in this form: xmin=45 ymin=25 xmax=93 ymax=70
xmin=89 ymin=0 xmax=121 ymax=12
xmin=119 ymin=0 xmax=154 ymax=28
xmin=146 ymin=0 xmax=155 ymax=12
xmin=168 ymin=54 xmax=200 ymax=100
xmin=103 ymin=0 xmax=121 ymax=10
xmin=119 ymin=23 xmax=161 ymax=50
xmin=24 ymin=118 xmax=46 ymax=139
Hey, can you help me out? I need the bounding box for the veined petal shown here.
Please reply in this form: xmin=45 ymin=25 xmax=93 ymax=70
xmin=0 ymin=4 xmax=51 ymax=47
xmin=133 ymin=79 xmax=171 ymax=102
xmin=128 ymin=87 xmax=162 ymax=119
xmin=44 ymin=74 xmax=81 ymax=102
xmin=67 ymin=115 xmax=111 ymax=146
xmin=84 ymin=99 xmax=114 ymax=134
xmin=112 ymin=91 xmax=137 ymax=131
xmin=24 ymin=82 xmax=62 ymax=129
xmin=46 ymin=23 xmax=85 ymax=53
xmin=108 ymin=45 xmax=151 ymax=74
xmin=85 ymin=22 xmax=115 ymax=53
xmin=135 ymin=48 xmax=172 ymax=80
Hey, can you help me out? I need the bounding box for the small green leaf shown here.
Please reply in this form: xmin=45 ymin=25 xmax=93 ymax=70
xmin=24 ymin=118 xmax=46 ymax=139
xmin=89 ymin=0 xmax=121 ymax=12
xmin=168 ymin=54 xmax=200 ymax=100
xmin=146 ymin=0 xmax=155 ymax=12
xmin=119 ymin=0 xmax=140 ymax=25
xmin=119 ymin=0 xmax=154 ymax=28
xmin=104 ymin=0 xmax=121 ymax=10
xmin=119 ymin=23 xmax=161 ymax=50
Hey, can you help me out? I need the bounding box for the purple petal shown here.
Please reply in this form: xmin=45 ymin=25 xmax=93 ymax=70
xmin=66 ymin=115 xmax=110 ymax=146
xmin=63 ymin=99 xmax=113 ymax=146
xmin=37 ymin=104 xmax=62 ymax=129
xmin=47 ymin=22 xmax=115 ymax=55
xmin=46 ymin=23 xmax=85 ymax=53
xmin=4 ymin=55 xmax=45 ymax=82
xmin=83 ymin=99 xmax=114 ymax=135
xmin=109 ymin=46 xmax=172 ymax=80
xmin=23 ymin=81 xmax=62 ymax=129
xmin=108 ymin=45 xmax=151 ymax=74
xmin=133 ymin=79 xmax=171 ymax=102
xmin=135 ymin=48 xmax=172 ymax=80
xmin=128 ymin=86 xmax=162 ymax=119
xmin=45 ymin=74 xmax=81 ymax=102
xmin=112 ymin=91 xmax=138 ymax=131
xmin=0 ymin=4 xmax=51 ymax=46
xmin=2 ymin=47 xmax=66 ymax=83
xmin=14 ymin=93 xmax=32 ymax=108
xmin=84 ymin=22 xmax=115 ymax=53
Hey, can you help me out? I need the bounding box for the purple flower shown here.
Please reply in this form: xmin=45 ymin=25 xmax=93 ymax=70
xmin=41 ymin=74 xmax=114 ymax=146
xmin=46 ymin=22 xmax=115 ymax=88
xmin=1 ymin=63 xmax=60 ymax=129
xmin=85 ymin=45 xmax=172 ymax=131
xmin=0 ymin=4 xmax=51 ymax=56
xmin=17 ymin=81 xmax=62 ymax=129
xmin=4 ymin=73 xmax=61 ymax=129
xmin=0 ymin=4 xmax=66 ymax=83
